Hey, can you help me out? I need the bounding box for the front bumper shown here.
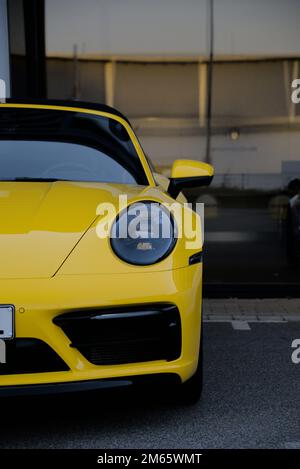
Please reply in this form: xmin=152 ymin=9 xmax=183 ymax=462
xmin=0 ymin=374 xmax=181 ymax=397
xmin=0 ymin=264 xmax=202 ymax=390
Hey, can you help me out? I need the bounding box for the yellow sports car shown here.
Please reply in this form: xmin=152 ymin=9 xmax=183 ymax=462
xmin=0 ymin=100 xmax=213 ymax=403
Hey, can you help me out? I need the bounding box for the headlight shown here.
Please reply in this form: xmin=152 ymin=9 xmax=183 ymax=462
xmin=110 ymin=201 xmax=176 ymax=265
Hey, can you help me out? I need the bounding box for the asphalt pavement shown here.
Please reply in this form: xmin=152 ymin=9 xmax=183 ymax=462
xmin=0 ymin=319 xmax=299 ymax=449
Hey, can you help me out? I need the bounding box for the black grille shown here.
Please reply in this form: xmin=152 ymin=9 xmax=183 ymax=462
xmin=53 ymin=304 xmax=181 ymax=365
xmin=0 ymin=338 xmax=69 ymax=375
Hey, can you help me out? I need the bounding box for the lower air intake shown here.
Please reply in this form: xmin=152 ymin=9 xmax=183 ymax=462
xmin=53 ymin=303 xmax=181 ymax=366
xmin=0 ymin=338 xmax=69 ymax=375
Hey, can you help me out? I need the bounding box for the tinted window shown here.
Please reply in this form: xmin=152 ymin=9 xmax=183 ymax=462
xmin=0 ymin=108 xmax=148 ymax=185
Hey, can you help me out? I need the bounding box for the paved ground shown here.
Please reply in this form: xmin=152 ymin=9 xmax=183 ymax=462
xmin=0 ymin=308 xmax=300 ymax=449
xmin=203 ymin=298 xmax=300 ymax=321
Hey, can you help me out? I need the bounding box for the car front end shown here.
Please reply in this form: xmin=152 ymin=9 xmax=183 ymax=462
xmin=0 ymin=101 xmax=212 ymax=400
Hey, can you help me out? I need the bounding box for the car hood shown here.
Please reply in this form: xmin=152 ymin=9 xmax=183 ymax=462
xmin=0 ymin=181 xmax=151 ymax=279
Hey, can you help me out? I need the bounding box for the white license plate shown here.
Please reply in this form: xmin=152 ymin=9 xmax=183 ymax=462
xmin=0 ymin=305 xmax=14 ymax=339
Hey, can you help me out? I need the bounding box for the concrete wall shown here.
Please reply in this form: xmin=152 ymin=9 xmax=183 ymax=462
xmin=141 ymin=131 xmax=300 ymax=173
xmin=45 ymin=0 xmax=300 ymax=58
xmin=45 ymin=0 xmax=207 ymax=57
xmin=214 ymin=0 xmax=300 ymax=57
xmin=0 ymin=0 xmax=10 ymax=97
xmin=43 ymin=0 xmax=300 ymax=189
xmin=140 ymin=130 xmax=300 ymax=189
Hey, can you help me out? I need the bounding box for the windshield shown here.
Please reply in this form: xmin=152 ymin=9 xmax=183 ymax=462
xmin=0 ymin=108 xmax=148 ymax=185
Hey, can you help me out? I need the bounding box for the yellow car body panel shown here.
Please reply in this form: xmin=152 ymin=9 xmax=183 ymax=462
xmin=171 ymin=159 xmax=214 ymax=179
xmin=0 ymin=102 xmax=204 ymax=391
xmin=0 ymin=265 xmax=202 ymax=386
xmin=0 ymin=180 xmax=202 ymax=277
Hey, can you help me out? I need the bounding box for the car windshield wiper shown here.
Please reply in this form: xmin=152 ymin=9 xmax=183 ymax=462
xmin=0 ymin=177 xmax=73 ymax=182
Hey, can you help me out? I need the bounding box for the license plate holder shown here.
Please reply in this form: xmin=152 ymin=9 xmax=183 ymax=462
xmin=0 ymin=305 xmax=14 ymax=339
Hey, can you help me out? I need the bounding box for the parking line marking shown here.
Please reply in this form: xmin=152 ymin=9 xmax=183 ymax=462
xmin=231 ymin=320 xmax=251 ymax=330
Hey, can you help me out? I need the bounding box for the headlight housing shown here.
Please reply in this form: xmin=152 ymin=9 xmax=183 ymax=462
xmin=110 ymin=201 xmax=177 ymax=265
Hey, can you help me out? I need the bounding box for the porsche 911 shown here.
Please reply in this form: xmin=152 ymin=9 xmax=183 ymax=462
xmin=0 ymin=100 xmax=213 ymax=403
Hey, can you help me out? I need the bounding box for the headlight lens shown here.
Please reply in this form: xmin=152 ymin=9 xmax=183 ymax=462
xmin=110 ymin=201 xmax=176 ymax=265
